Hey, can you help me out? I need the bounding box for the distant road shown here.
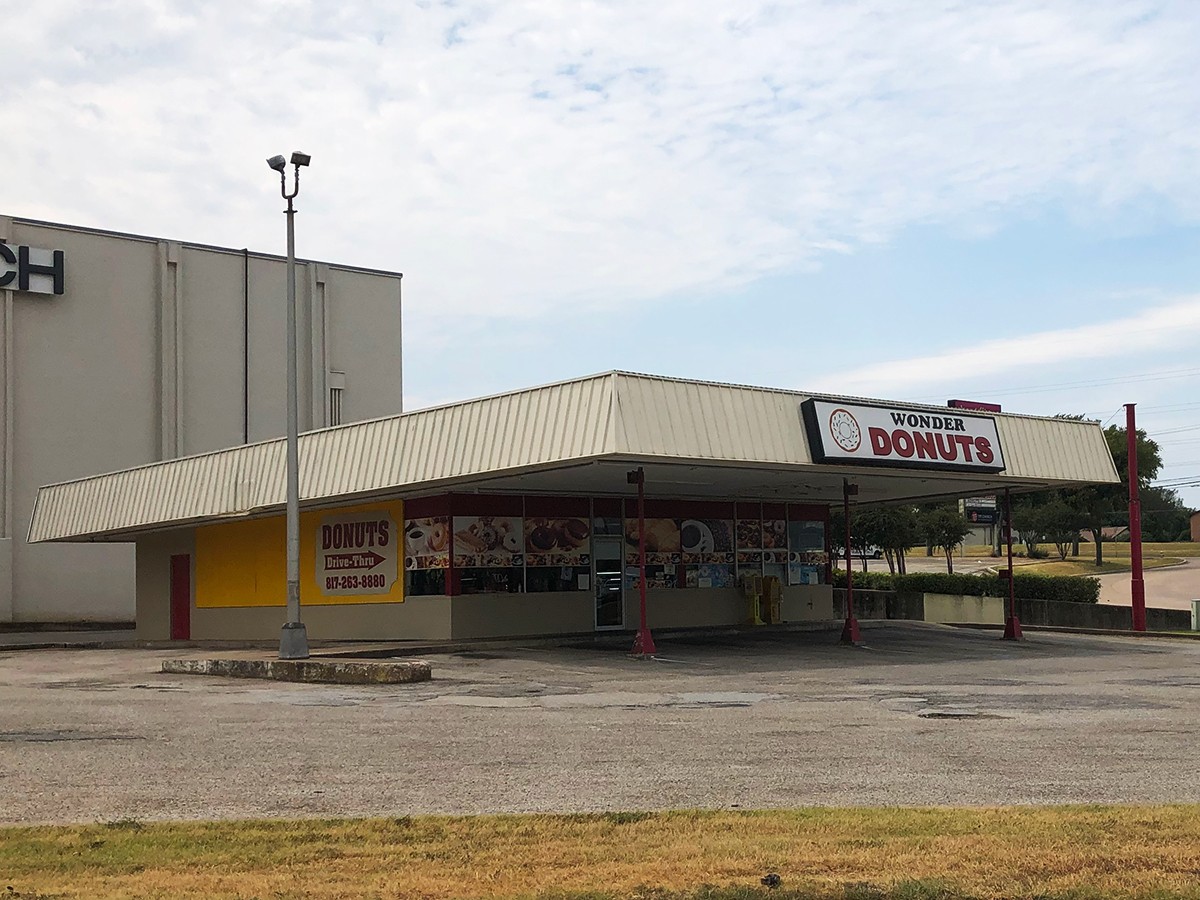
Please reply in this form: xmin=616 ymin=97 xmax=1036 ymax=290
xmin=1098 ymin=558 xmax=1200 ymax=612
xmin=854 ymin=554 xmax=1197 ymax=613
xmin=858 ymin=553 xmax=998 ymax=575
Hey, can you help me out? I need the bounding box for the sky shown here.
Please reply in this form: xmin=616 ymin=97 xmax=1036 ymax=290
xmin=6 ymin=0 xmax=1200 ymax=511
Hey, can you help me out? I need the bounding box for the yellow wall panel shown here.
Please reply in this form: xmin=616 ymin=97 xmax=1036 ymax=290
xmin=195 ymin=516 xmax=285 ymax=608
xmin=195 ymin=500 xmax=405 ymax=608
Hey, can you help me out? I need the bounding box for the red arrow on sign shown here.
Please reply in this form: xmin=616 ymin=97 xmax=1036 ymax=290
xmin=324 ymin=551 xmax=386 ymax=571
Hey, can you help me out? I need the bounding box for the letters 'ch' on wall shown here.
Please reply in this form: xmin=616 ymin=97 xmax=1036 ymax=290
xmin=0 ymin=244 xmax=65 ymax=295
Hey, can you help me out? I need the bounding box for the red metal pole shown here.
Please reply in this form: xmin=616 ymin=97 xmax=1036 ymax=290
xmin=1002 ymin=487 xmax=1022 ymax=640
xmin=840 ymin=479 xmax=861 ymax=644
xmin=1126 ymin=404 xmax=1147 ymax=632
xmin=630 ymin=467 xmax=657 ymax=656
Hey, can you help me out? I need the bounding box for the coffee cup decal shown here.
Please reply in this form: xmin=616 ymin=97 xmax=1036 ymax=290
xmin=405 ymin=516 xmax=451 ymax=570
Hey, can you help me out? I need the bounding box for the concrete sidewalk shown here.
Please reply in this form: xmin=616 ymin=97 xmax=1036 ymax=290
xmin=0 ymin=629 xmax=137 ymax=649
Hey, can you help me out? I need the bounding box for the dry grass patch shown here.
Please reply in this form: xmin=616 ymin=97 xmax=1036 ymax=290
xmin=928 ymin=543 xmax=1200 ymax=562
xmin=3 ymin=807 xmax=1200 ymax=899
xmin=1013 ymin=557 xmax=1183 ymax=577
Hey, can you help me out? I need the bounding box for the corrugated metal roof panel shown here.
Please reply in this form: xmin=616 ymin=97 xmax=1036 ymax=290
xmin=28 ymin=371 xmax=1118 ymax=543
xmin=28 ymin=373 xmax=618 ymax=542
xmin=614 ymin=375 xmax=811 ymax=463
xmin=996 ymin=413 xmax=1119 ymax=483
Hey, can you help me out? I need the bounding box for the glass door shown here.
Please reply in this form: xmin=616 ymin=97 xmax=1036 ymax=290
xmin=593 ymin=535 xmax=625 ymax=629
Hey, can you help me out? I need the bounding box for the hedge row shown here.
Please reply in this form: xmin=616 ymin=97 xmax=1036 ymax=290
xmin=831 ymin=570 xmax=1100 ymax=604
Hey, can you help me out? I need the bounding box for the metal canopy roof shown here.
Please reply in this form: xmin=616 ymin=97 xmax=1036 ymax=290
xmin=29 ymin=371 xmax=1119 ymax=543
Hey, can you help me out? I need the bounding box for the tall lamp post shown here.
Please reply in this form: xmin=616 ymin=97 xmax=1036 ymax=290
xmin=267 ymin=151 xmax=312 ymax=660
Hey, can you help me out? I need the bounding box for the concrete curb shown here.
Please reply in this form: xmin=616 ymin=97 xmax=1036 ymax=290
xmin=314 ymin=620 xmax=844 ymax=659
xmin=161 ymin=657 xmax=432 ymax=684
xmin=0 ymin=621 xmax=843 ymax=655
xmin=0 ymin=621 xmax=135 ymax=633
xmin=950 ymin=622 xmax=1200 ymax=640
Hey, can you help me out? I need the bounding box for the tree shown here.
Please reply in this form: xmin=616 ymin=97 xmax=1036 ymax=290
xmin=831 ymin=505 xmax=923 ymax=574
xmin=857 ymin=505 xmax=921 ymax=574
xmin=1140 ymin=486 xmax=1194 ymax=542
xmin=1064 ymin=422 xmax=1162 ymax=566
xmin=829 ymin=507 xmax=871 ymax=571
xmin=1010 ymin=494 xmax=1046 ymax=556
xmin=1039 ymin=497 xmax=1087 ymax=560
xmin=919 ymin=506 xmax=972 ymax=573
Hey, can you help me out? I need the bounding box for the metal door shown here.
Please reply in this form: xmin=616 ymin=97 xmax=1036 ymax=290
xmin=169 ymin=554 xmax=191 ymax=640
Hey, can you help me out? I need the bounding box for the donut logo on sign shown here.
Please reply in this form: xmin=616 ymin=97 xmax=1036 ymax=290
xmin=828 ymin=408 xmax=861 ymax=452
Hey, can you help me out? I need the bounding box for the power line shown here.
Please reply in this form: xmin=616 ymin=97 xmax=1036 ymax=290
xmin=1153 ymin=476 xmax=1200 ymax=487
xmin=1149 ymin=423 xmax=1200 ymax=437
xmin=1086 ymin=401 xmax=1200 ymax=417
xmin=913 ymin=366 xmax=1200 ymax=403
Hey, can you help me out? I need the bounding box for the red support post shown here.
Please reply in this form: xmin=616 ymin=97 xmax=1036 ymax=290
xmin=1002 ymin=487 xmax=1022 ymax=640
xmin=629 ymin=467 xmax=657 ymax=656
xmin=840 ymin=479 xmax=861 ymax=645
xmin=1126 ymin=404 xmax=1147 ymax=632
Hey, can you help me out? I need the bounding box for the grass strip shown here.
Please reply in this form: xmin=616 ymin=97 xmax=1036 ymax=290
xmin=2 ymin=806 xmax=1200 ymax=899
xmin=1009 ymin=557 xmax=1183 ymax=577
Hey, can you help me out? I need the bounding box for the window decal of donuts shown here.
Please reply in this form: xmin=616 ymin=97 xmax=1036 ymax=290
xmin=524 ymin=516 xmax=592 ymax=567
xmin=452 ymin=516 xmax=524 ymax=568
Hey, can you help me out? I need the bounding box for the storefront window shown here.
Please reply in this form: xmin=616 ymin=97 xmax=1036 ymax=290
xmin=625 ymin=564 xmax=677 ymax=590
xmin=404 ymin=513 xmax=450 ymax=596
xmin=405 ymin=568 xmax=447 ymax=596
xmin=524 ymin=499 xmax=591 ymax=593
xmin=787 ymin=517 xmax=829 ymax=586
xmin=592 ymin=516 xmax=623 ymax=536
xmin=736 ymin=508 xmax=788 ymax=580
xmin=624 ymin=504 xmax=736 ymax=589
xmin=457 ymin=568 xmax=523 ymax=594
xmin=788 ymin=520 xmax=825 ymax=551
xmin=526 ymin=566 xmax=590 ymax=592
xmin=683 ymin=564 xmax=734 ymax=588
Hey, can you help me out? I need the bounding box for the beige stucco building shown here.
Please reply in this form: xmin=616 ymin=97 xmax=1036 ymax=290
xmin=1 ymin=215 xmax=403 ymax=624
xmin=28 ymin=372 xmax=1120 ymax=642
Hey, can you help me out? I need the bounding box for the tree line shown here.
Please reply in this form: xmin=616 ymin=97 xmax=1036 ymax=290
xmin=831 ymin=421 xmax=1195 ymax=574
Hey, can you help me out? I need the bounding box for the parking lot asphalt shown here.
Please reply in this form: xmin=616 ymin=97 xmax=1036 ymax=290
xmin=2 ymin=622 xmax=1199 ymax=824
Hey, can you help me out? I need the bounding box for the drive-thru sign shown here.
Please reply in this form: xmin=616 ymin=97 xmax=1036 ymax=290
xmin=317 ymin=509 xmax=399 ymax=596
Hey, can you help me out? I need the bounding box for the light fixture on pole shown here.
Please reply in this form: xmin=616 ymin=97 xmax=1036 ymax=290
xmin=268 ymin=150 xmax=312 ymax=660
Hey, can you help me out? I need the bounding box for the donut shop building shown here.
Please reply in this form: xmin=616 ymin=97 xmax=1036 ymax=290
xmin=27 ymin=372 xmax=1118 ymax=641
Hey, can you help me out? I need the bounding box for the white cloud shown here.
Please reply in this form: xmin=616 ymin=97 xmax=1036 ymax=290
xmin=4 ymin=1 xmax=1200 ymax=319
xmin=809 ymin=296 xmax=1200 ymax=395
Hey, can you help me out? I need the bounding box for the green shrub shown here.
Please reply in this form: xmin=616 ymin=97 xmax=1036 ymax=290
xmin=830 ymin=570 xmax=897 ymax=591
xmin=1011 ymin=573 xmax=1100 ymax=603
xmin=831 ymin=570 xmax=1099 ymax=603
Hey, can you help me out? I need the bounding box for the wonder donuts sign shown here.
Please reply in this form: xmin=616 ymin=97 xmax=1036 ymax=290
xmin=801 ymin=398 xmax=1005 ymax=473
